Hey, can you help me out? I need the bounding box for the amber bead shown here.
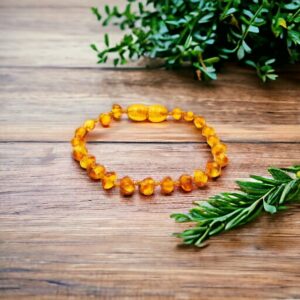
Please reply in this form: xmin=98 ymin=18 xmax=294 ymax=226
xmin=127 ymin=104 xmax=148 ymax=121
xmin=139 ymin=177 xmax=155 ymax=196
xmin=193 ymin=169 xmax=208 ymax=187
xmin=112 ymin=104 xmax=123 ymax=120
xmin=194 ymin=116 xmax=206 ymax=129
xmin=75 ymin=127 xmax=87 ymax=139
xmin=202 ymin=126 xmax=216 ymax=138
xmin=148 ymin=104 xmax=168 ymax=123
xmin=172 ymin=107 xmax=182 ymax=120
xmin=72 ymin=145 xmax=87 ymax=161
xmin=102 ymin=172 xmax=117 ymax=190
xmin=179 ymin=174 xmax=193 ymax=192
xmin=206 ymin=161 xmax=221 ymax=178
xmin=87 ymin=164 xmax=106 ymax=180
xmin=120 ymin=176 xmax=135 ymax=196
xmin=160 ymin=176 xmax=175 ymax=195
xmin=183 ymin=111 xmax=194 ymax=122
xmin=207 ymin=135 xmax=220 ymax=148
xmin=212 ymin=143 xmax=227 ymax=156
xmin=80 ymin=155 xmax=96 ymax=169
xmin=71 ymin=137 xmax=84 ymax=147
xmin=214 ymin=153 xmax=229 ymax=167
xmin=99 ymin=113 xmax=111 ymax=127
xmin=83 ymin=119 xmax=96 ymax=132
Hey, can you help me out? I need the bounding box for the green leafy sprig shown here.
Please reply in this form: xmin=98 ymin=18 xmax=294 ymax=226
xmin=171 ymin=166 xmax=300 ymax=247
xmin=91 ymin=1 xmax=300 ymax=81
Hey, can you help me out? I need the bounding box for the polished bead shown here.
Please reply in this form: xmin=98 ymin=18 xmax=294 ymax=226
xmin=214 ymin=153 xmax=229 ymax=167
xmin=202 ymin=126 xmax=216 ymax=138
xmin=193 ymin=169 xmax=208 ymax=187
xmin=148 ymin=104 xmax=168 ymax=122
xmin=212 ymin=143 xmax=227 ymax=156
xmin=112 ymin=104 xmax=123 ymax=120
xmin=205 ymin=161 xmax=221 ymax=178
xmin=183 ymin=111 xmax=194 ymax=122
xmin=80 ymin=155 xmax=96 ymax=169
xmin=179 ymin=174 xmax=193 ymax=192
xmin=127 ymin=104 xmax=148 ymax=121
xmin=71 ymin=137 xmax=85 ymax=147
xmin=207 ymin=135 xmax=220 ymax=148
xmin=139 ymin=177 xmax=155 ymax=196
xmin=72 ymin=145 xmax=87 ymax=161
xmin=172 ymin=107 xmax=182 ymax=120
xmin=120 ymin=176 xmax=135 ymax=196
xmin=194 ymin=116 xmax=206 ymax=129
xmin=102 ymin=172 xmax=117 ymax=190
xmin=160 ymin=176 xmax=175 ymax=195
xmin=99 ymin=113 xmax=111 ymax=127
xmin=87 ymin=164 xmax=106 ymax=180
xmin=83 ymin=119 xmax=96 ymax=132
xmin=75 ymin=127 xmax=87 ymax=139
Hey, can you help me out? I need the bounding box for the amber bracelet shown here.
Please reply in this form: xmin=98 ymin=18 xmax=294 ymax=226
xmin=71 ymin=104 xmax=228 ymax=196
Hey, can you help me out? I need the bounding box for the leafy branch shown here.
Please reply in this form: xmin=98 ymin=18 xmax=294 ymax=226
xmin=171 ymin=166 xmax=300 ymax=247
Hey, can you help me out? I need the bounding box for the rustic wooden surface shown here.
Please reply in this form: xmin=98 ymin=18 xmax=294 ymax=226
xmin=0 ymin=0 xmax=300 ymax=299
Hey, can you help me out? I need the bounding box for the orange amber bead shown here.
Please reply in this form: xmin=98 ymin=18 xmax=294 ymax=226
xmin=194 ymin=116 xmax=206 ymax=129
xmin=139 ymin=177 xmax=155 ymax=196
xmin=71 ymin=137 xmax=84 ymax=147
xmin=214 ymin=153 xmax=229 ymax=167
xmin=75 ymin=127 xmax=87 ymax=139
xmin=102 ymin=172 xmax=117 ymax=190
xmin=120 ymin=176 xmax=135 ymax=196
xmin=202 ymin=126 xmax=216 ymax=138
xmin=206 ymin=161 xmax=221 ymax=178
xmin=112 ymin=104 xmax=123 ymax=120
xmin=99 ymin=113 xmax=111 ymax=127
xmin=179 ymin=174 xmax=193 ymax=192
xmin=72 ymin=145 xmax=87 ymax=161
xmin=207 ymin=135 xmax=220 ymax=148
xmin=87 ymin=164 xmax=106 ymax=180
xmin=193 ymin=169 xmax=208 ymax=187
xmin=127 ymin=104 xmax=148 ymax=121
xmin=212 ymin=143 xmax=227 ymax=156
xmin=148 ymin=104 xmax=168 ymax=122
xmin=172 ymin=107 xmax=182 ymax=120
xmin=160 ymin=176 xmax=175 ymax=195
xmin=83 ymin=119 xmax=96 ymax=132
xmin=183 ymin=111 xmax=194 ymax=122
xmin=80 ymin=155 xmax=96 ymax=169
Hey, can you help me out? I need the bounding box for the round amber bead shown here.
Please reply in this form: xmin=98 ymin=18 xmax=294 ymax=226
xmin=87 ymin=164 xmax=106 ymax=180
xmin=112 ymin=104 xmax=123 ymax=120
xmin=72 ymin=145 xmax=87 ymax=161
xmin=205 ymin=161 xmax=221 ymax=178
xmin=83 ymin=119 xmax=96 ymax=132
xmin=207 ymin=135 xmax=220 ymax=148
xmin=179 ymin=174 xmax=193 ymax=192
xmin=202 ymin=126 xmax=216 ymax=138
xmin=127 ymin=104 xmax=148 ymax=121
xmin=71 ymin=137 xmax=84 ymax=147
xmin=172 ymin=107 xmax=182 ymax=120
xmin=160 ymin=176 xmax=175 ymax=195
xmin=80 ymin=155 xmax=96 ymax=169
xmin=75 ymin=127 xmax=87 ymax=139
xmin=183 ymin=111 xmax=194 ymax=122
xmin=214 ymin=153 xmax=229 ymax=167
xmin=212 ymin=143 xmax=227 ymax=156
xmin=99 ymin=113 xmax=111 ymax=127
xmin=193 ymin=169 xmax=208 ymax=187
xmin=139 ymin=177 xmax=155 ymax=196
xmin=102 ymin=172 xmax=117 ymax=190
xmin=194 ymin=116 xmax=206 ymax=129
xmin=120 ymin=176 xmax=135 ymax=196
xmin=148 ymin=104 xmax=168 ymax=123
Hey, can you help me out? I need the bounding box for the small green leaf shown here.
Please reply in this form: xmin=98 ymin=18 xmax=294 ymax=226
xmin=263 ymin=200 xmax=277 ymax=214
xmin=268 ymin=168 xmax=292 ymax=181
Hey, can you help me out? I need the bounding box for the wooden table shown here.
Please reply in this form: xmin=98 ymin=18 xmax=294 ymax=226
xmin=1 ymin=1 xmax=300 ymax=299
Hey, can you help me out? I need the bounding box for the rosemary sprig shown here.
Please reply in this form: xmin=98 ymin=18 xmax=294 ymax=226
xmin=171 ymin=166 xmax=300 ymax=247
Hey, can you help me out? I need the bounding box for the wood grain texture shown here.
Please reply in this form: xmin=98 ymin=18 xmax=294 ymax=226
xmin=0 ymin=0 xmax=300 ymax=299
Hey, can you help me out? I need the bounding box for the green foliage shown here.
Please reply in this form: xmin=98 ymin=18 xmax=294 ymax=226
xmin=91 ymin=0 xmax=300 ymax=81
xmin=171 ymin=166 xmax=300 ymax=247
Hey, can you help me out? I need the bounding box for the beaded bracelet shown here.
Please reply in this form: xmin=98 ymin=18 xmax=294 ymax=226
xmin=71 ymin=104 xmax=228 ymax=196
